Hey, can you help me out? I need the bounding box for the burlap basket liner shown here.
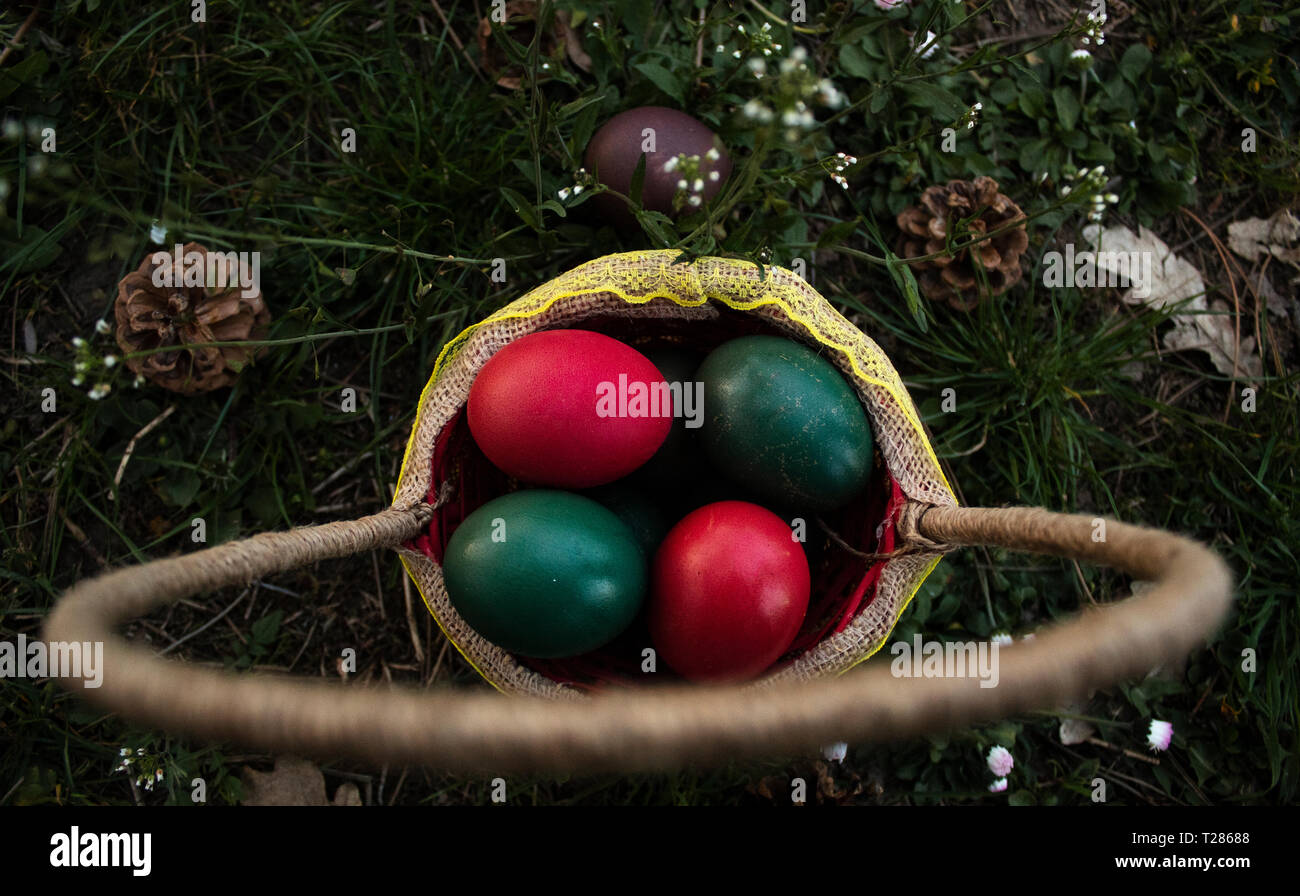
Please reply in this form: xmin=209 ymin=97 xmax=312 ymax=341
xmin=389 ymin=249 xmax=959 ymax=698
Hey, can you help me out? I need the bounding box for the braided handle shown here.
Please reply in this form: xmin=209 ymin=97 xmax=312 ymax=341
xmin=43 ymin=503 xmax=1232 ymax=773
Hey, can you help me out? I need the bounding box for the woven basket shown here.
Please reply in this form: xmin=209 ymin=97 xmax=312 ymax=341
xmin=46 ymin=251 xmax=1234 ymax=774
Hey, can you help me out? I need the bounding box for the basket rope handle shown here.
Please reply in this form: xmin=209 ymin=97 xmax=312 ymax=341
xmin=44 ymin=502 xmax=1232 ymax=774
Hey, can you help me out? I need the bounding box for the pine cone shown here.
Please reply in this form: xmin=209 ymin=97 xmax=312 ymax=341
xmin=896 ymin=176 xmax=1029 ymax=310
xmin=477 ymin=1 xmax=591 ymax=90
xmin=114 ymin=242 xmax=271 ymax=394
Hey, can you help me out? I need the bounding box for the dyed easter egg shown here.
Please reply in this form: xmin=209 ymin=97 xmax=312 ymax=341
xmin=584 ymin=107 xmax=731 ymax=228
xmin=467 ymin=329 xmax=672 ymax=488
xmin=442 ymin=490 xmax=646 ymax=658
xmin=697 ymin=335 xmax=874 ymax=511
xmin=649 ymin=501 xmax=810 ymax=682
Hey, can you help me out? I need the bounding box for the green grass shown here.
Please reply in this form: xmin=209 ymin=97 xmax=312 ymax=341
xmin=2 ymin=0 xmax=1297 ymax=804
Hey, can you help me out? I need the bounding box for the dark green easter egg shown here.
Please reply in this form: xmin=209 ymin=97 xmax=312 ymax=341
xmin=582 ymin=481 xmax=672 ymax=560
xmin=698 ymin=335 xmax=874 ymax=511
xmin=442 ymin=490 xmax=646 ymax=658
xmin=630 ymin=344 xmax=704 ymax=492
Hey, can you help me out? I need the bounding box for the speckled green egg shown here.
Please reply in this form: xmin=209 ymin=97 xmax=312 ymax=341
xmin=698 ymin=335 xmax=873 ymax=511
xmin=442 ymin=490 xmax=646 ymax=658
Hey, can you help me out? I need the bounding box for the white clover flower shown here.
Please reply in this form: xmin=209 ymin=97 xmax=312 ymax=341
xmin=987 ymin=745 xmax=1014 ymax=777
xmin=1147 ymin=720 xmax=1174 ymax=752
xmin=988 ymin=777 xmax=1009 ymax=793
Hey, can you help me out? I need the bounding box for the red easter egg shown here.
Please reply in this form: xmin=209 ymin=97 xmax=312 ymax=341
xmin=467 ymin=330 xmax=673 ymax=488
xmin=649 ymin=501 xmax=810 ymax=682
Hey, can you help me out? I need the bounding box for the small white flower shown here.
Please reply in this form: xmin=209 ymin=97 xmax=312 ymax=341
xmin=572 ymin=184 xmax=583 ymax=195
xmin=676 ymin=178 xmax=688 ymax=190
xmin=708 ymin=170 xmax=719 ymax=182
xmin=705 ymin=147 xmax=720 ymax=161
xmin=715 ymin=44 xmax=725 ymax=53
xmin=120 ymin=747 xmax=130 ymax=756
xmin=732 ymin=50 xmax=741 ymax=59
xmin=1071 ymin=48 xmax=1092 ymax=61
xmin=692 ymin=178 xmax=704 ymax=192
xmin=1060 ymin=186 xmax=1072 ymax=196
xmin=991 ymin=633 xmax=1014 ymax=647
xmin=557 ymin=187 xmax=570 ymax=200
xmin=761 ymin=22 xmax=771 ymax=32
xmin=822 ymin=742 xmax=848 ymax=763
xmin=72 ymin=336 xmax=85 ymax=348
xmin=95 ymin=319 xmax=112 ymax=335
xmin=74 ymin=360 xmax=88 ymax=373
xmin=973 ymin=102 xmax=983 ymax=111
xmin=988 ymin=777 xmax=1009 ymax=793
xmin=687 ymin=195 xmax=702 ymax=207
xmin=663 ymin=156 xmax=679 ymax=172
xmin=792 ymin=46 xmax=807 ymax=62
xmin=104 ymin=355 xmax=117 ymax=368
xmin=156 ymin=769 xmax=164 ymax=781
xmin=738 ymin=24 xmax=746 ymax=34
xmin=987 ymin=745 xmax=1014 ymax=777
xmin=133 ymin=375 xmax=145 ymax=389
xmin=71 ymin=375 xmax=84 ymax=387
xmin=1147 ymin=720 xmax=1174 ymax=752
xmin=747 ymin=58 xmax=766 ymax=76
xmin=1105 ymin=193 xmax=1118 ymax=204
xmin=915 ymin=30 xmax=938 ymax=59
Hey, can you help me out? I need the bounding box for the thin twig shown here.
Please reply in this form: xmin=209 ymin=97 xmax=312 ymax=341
xmin=159 ymin=588 xmax=250 ymax=655
xmin=1086 ymin=736 xmax=1161 ymax=766
xmin=0 ymin=5 xmax=40 ymax=68
xmin=111 ymin=405 xmax=175 ymax=500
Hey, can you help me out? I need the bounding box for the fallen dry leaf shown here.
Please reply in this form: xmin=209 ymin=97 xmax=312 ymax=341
xmin=1227 ymin=210 xmax=1300 ymax=264
xmin=1083 ymin=224 xmax=1261 ymax=379
xmin=240 ymin=756 xmax=361 ymax=806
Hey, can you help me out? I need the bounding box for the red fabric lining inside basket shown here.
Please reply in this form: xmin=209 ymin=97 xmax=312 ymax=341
xmin=404 ymin=319 xmax=908 ymax=692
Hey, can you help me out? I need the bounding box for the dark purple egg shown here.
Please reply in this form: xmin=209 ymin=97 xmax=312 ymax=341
xmin=583 ymin=106 xmax=731 ymax=229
